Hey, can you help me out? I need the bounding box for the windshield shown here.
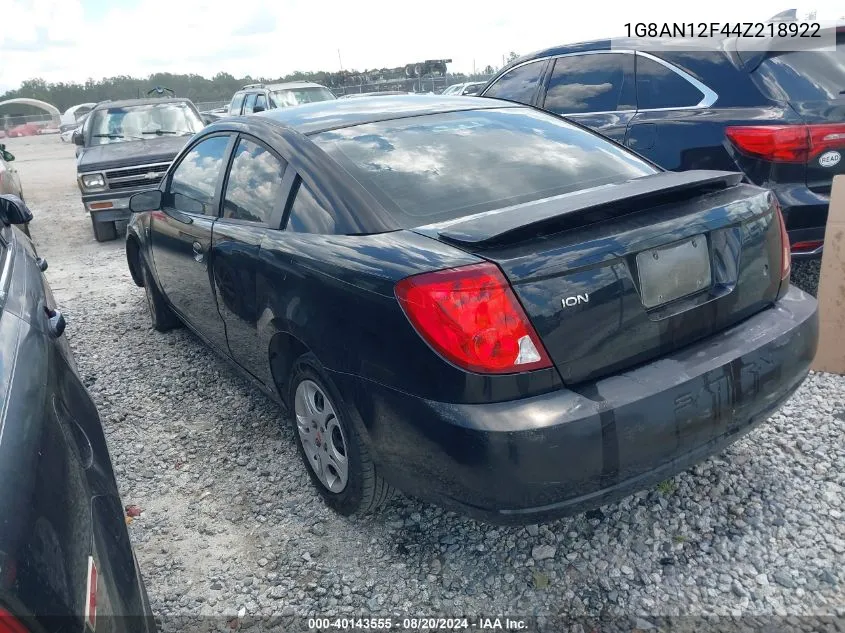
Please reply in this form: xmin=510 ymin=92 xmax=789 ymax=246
xmin=314 ymin=107 xmax=656 ymax=227
xmin=87 ymin=102 xmax=204 ymax=145
xmin=271 ymin=87 xmax=336 ymax=107
xmin=753 ymin=33 xmax=845 ymax=101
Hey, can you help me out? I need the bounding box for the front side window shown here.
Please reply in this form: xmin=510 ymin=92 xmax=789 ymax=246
xmin=483 ymin=60 xmax=545 ymax=105
xmin=543 ymin=53 xmax=636 ymax=115
xmin=168 ymin=135 xmax=231 ymax=216
xmin=286 ymin=182 xmax=336 ymax=234
xmin=254 ymin=94 xmax=267 ymax=112
xmin=87 ymin=102 xmax=204 ymax=145
xmin=229 ymin=93 xmax=246 ymax=115
xmin=243 ymin=93 xmax=257 ymax=114
xmin=636 ymin=56 xmax=704 ymax=109
xmin=315 ymin=107 xmax=656 ymax=227
xmin=222 ymin=138 xmax=286 ymax=224
xmin=271 ymin=87 xmax=336 ymax=107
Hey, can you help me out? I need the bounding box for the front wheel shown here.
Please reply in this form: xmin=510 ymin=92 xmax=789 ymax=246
xmin=288 ymin=353 xmax=393 ymax=516
xmin=140 ymin=261 xmax=180 ymax=332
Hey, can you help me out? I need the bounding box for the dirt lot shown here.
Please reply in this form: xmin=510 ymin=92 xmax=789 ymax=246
xmin=8 ymin=134 xmax=844 ymax=631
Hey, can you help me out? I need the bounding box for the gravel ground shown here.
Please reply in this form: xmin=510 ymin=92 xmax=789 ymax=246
xmin=9 ymin=135 xmax=844 ymax=630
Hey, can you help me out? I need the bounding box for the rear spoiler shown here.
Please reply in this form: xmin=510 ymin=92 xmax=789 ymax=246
xmin=736 ymin=25 xmax=844 ymax=72
xmin=426 ymin=170 xmax=744 ymax=248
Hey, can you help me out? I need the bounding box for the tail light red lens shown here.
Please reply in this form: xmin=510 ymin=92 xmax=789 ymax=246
xmin=775 ymin=202 xmax=791 ymax=280
xmin=395 ymin=263 xmax=552 ymax=374
xmin=726 ymin=123 xmax=845 ymax=163
xmin=0 ymin=609 xmax=30 ymax=633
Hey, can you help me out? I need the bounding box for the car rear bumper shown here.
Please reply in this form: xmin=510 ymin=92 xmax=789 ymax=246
xmin=772 ymin=184 xmax=829 ymax=259
xmin=333 ymin=285 xmax=818 ymax=524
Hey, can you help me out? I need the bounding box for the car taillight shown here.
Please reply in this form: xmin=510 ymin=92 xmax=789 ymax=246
xmin=0 ymin=609 xmax=30 ymax=633
xmin=775 ymin=202 xmax=791 ymax=280
xmin=726 ymin=123 xmax=845 ymax=163
xmin=395 ymin=262 xmax=552 ymax=374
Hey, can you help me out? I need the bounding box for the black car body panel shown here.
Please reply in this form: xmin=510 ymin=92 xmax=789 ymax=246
xmin=330 ymin=284 xmax=816 ymax=521
xmin=479 ymin=31 xmax=845 ymax=259
xmin=126 ymin=97 xmax=818 ymax=522
xmin=0 ymin=224 xmax=154 ymax=629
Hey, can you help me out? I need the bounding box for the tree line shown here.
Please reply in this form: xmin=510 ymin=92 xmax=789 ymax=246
xmin=0 ymin=57 xmax=518 ymax=116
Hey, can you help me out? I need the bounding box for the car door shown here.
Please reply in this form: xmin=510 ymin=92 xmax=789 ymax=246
xmin=150 ymin=133 xmax=233 ymax=352
xmin=213 ymin=134 xmax=291 ymax=377
xmin=624 ymin=52 xmax=720 ymax=169
xmin=537 ymin=51 xmax=637 ymax=143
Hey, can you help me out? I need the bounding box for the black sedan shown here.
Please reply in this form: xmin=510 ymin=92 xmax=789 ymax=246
xmin=0 ymin=196 xmax=155 ymax=630
xmin=125 ymin=96 xmax=818 ymax=524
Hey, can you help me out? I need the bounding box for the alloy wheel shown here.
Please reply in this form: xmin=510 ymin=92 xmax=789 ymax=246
xmin=294 ymin=379 xmax=348 ymax=493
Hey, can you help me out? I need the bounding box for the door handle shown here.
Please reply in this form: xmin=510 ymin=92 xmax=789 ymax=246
xmin=192 ymin=241 xmax=204 ymax=263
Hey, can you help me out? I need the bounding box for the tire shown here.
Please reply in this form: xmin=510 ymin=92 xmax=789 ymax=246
xmin=140 ymin=261 xmax=180 ymax=332
xmin=288 ymin=353 xmax=393 ymax=516
xmin=91 ymin=216 xmax=117 ymax=242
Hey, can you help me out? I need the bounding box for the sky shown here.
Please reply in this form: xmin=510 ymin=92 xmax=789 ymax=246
xmin=0 ymin=0 xmax=843 ymax=95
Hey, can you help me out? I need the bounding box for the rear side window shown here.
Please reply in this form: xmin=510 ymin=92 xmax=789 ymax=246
xmin=544 ymin=53 xmax=636 ymax=114
xmin=223 ymin=138 xmax=286 ymax=224
xmin=753 ymin=36 xmax=845 ymax=101
xmin=286 ymin=182 xmax=337 ymax=234
xmin=229 ymin=93 xmax=245 ymax=115
xmin=636 ymin=56 xmax=705 ymax=109
xmin=314 ymin=108 xmax=656 ymax=227
xmin=483 ymin=60 xmax=546 ymax=105
xmin=255 ymin=94 xmax=267 ymax=111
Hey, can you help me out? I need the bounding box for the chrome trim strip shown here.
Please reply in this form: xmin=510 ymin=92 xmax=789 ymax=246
xmin=0 ymin=235 xmax=13 ymax=305
xmin=481 ymin=48 xmax=719 ymax=112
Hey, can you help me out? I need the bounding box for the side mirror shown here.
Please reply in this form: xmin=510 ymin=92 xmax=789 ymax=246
xmin=0 ymin=194 xmax=34 ymax=225
xmin=129 ymin=190 xmax=162 ymax=213
xmin=1 ymin=150 xmax=13 ymax=162
xmin=72 ymin=130 xmax=84 ymax=146
xmin=252 ymin=105 xmax=265 ymax=113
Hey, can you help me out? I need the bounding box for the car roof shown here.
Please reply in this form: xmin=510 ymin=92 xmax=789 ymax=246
xmin=92 ymin=97 xmax=195 ymax=111
xmin=503 ymin=36 xmax=732 ymax=73
xmin=241 ymin=81 xmax=328 ymax=92
xmin=254 ymin=94 xmax=520 ymax=135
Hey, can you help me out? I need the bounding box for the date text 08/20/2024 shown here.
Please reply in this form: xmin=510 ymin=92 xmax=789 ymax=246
xmin=307 ymin=617 xmax=528 ymax=630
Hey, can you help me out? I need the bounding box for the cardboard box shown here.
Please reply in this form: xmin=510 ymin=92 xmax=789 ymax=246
xmin=810 ymin=174 xmax=845 ymax=374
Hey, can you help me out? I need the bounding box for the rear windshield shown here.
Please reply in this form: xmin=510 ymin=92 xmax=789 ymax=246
xmin=313 ymin=108 xmax=657 ymax=227
xmin=753 ymin=34 xmax=845 ymax=101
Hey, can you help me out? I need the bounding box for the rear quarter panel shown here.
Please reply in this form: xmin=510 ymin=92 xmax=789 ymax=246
xmin=254 ymin=229 xmax=562 ymax=404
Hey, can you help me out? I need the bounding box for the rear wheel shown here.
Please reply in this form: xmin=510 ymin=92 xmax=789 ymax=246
xmin=91 ymin=216 xmax=117 ymax=242
xmin=288 ymin=353 xmax=393 ymax=516
xmin=140 ymin=261 xmax=180 ymax=332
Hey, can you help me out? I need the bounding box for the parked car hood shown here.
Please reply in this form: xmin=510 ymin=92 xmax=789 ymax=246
xmin=77 ymin=135 xmax=192 ymax=172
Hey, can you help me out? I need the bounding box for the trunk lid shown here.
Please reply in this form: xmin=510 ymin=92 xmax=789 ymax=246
xmin=416 ymin=171 xmax=784 ymax=384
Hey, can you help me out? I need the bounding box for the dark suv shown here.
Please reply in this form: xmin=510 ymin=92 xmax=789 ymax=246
xmin=481 ymin=28 xmax=845 ymax=258
xmin=226 ymin=81 xmax=336 ymax=116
